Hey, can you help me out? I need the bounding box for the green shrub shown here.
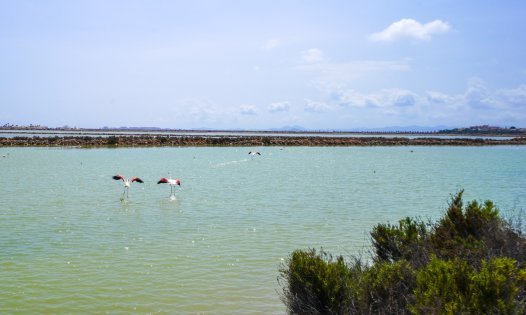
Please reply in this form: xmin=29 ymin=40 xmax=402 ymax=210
xmin=280 ymin=191 xmax=526 ymax=314
xmin=411 ymin=257 xmax=473 ymax=314
xmin=431 ymin=190 xmax=525 ymax=265
xmin=357 ymin=260 xmax=416 ymax=314
xmin=469 ymin=257 xmax=526 ymax=314
xmin=412 ymin=257 xmax=526 ymax=314
xmin=371 ymin=217 xmax=428 ymax=265
xmin=280 ymin=249 xmax=354 ymax=314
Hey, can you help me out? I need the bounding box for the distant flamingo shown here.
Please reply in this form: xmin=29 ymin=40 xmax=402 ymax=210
xmin=248 ymin=151 xmax=261 ymax=156
xmin=112 ymin=175 xmax=144 ymax=199
xmin=157 ymin=177 xmax=181 ymax=199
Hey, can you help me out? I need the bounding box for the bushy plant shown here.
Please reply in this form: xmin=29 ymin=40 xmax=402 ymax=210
xmin=431 ymin=191 xmax=501 ymax=263
xmin=371 ymin=217 xmax=428 ymax=266
xmin=412 ymin=257 xmax=526 ymax=314
xmin=356 ymin=259 xmax=416 ymax=314
xmin=279 ymin=249 xmax=354 ymax=314
xmin=280 ymin=191 xmax=526 ymax=314
xmin=469 ymin=257 xmax=526 ymax=314
xmin=431 ymin=191 xmax=526 ymax=267
xmin=411 ymin=256 xmax=473 ymax=314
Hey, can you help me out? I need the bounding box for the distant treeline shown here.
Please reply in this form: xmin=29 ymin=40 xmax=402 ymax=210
xmin=440 ymin=125 xmax=526 ymax=135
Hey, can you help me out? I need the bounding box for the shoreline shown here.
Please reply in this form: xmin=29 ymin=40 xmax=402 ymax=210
xmin=1 ymin=135 xmax=526 ymax=147
xmin=0 ymin=129 xmax=524 ymax=138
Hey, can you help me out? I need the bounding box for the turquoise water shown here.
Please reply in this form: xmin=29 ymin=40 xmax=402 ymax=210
xmin=1 ymin=146 xmax=525 ymax=314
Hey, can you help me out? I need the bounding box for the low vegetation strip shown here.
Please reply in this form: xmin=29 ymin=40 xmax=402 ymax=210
xmin=1 ymin=135 xmax=526 ymax=147
xmin=279 ymin=190 xmax=526 ymax=314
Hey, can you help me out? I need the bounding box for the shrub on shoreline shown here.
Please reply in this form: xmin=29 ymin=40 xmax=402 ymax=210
xmin=279 ymin=190 xmax=526 ymax=314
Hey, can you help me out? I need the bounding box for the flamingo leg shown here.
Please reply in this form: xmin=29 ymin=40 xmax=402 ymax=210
xmin=169 ymin=185 xmax=177 ymax=200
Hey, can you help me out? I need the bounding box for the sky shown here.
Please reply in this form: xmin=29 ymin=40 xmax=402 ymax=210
xmin=1 ymin=0 xmax=525 ymax=130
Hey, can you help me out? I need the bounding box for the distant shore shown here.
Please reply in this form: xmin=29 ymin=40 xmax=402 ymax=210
xmin=1 ymin=135 xmax=526 ymax=147
xmin=1 ymin=127 xmax=525 ymax=138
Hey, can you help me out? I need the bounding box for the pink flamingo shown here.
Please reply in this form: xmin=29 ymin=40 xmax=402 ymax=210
xmin=157 ymin=177 xmax=181 ymax=199
xmin=112 ymin=175 xmax=144 ymax=199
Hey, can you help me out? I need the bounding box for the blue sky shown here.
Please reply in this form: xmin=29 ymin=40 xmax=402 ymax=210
xmin=1 ymin=0 xmax=525 ymax=129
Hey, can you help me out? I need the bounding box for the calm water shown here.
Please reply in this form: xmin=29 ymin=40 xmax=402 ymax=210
xmin=1 ymin=146 xmax=525 ymax=314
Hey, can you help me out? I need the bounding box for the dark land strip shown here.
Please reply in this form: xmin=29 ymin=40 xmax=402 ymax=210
xmin=2 ymin=135 xmax=526 ymax=147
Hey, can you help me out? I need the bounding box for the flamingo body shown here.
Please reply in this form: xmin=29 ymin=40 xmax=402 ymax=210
xmin=158 ymin=177 xmax=181 ymax=199
xmin=113 ymin=174 xmax=143 ymax=199
xmin=157 ymin=178 xmax=181 ymax=186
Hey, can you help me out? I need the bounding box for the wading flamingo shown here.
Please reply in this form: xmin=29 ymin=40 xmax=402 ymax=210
xmin=157 ymin=177 xmax=181 ymax=200
xmin=112 ymin=175 xmax=144 ymax=199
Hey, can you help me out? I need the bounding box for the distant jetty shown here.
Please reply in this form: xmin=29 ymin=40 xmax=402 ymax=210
xmin=1 ymin=135 xmax=526 ymax=147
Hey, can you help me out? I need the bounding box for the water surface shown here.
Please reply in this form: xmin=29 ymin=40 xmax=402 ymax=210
xmin=1 ymin=146 xmax=525 ymax=314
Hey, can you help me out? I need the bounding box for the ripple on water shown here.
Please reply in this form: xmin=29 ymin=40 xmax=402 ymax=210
xmin=0 ymin=146 xmax=525 ymax=313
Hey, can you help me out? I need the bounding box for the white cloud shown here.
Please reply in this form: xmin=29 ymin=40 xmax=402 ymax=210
xmin=178 ymin=98 xmax=220 ymax=123
xmin=298 ymin=55 xmax=410 ymax=84
xmin=304 ymin=100 xmax=331 ymax=113
xmin=268 ymin=101 xmax=290 ymax=113
xmin=297 ymin=50 xmax=411 ymax=103
xmin=428 ymin=79 xmax=526 ymax=112
xmin=332 ymin=88 xmax=370 ymax=108
xmin=426 ymin=90 xmax=454 ymax=104
xmin=464 ymin=77 xmax=499 ymax=109
xmin=497 ymin=84 xmax=526 ymax=106
xmin=393 ymin=93 xmax=415 ymax=107
xmin=322 ymin=79 xmax=526 ymax=127
xmin=301 ymin=48 xmax=327 ymax=63
xmin=334 ymin=88 xmax=417 ymax=109
xmin=369 ymin=18 xmax=451 ymax=42
xmin=382 ymin=89 xmax=417 ymax=108
xmin=240 ymin=104 xmax=257 ymax=115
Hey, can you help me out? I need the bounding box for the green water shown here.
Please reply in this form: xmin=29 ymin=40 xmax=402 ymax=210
xmin=1 ymin=146 xmax=525 ymax=314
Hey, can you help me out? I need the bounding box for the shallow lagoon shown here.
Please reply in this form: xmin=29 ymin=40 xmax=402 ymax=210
xmin=1 ymin=146 xmax=525 ymax=313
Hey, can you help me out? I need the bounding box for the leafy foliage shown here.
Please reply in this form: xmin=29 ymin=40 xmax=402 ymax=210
xmin=280 ymin=191 xmax=526 ymax=314
xmin=412 ymin=257 xmax=473 ymax=313
xmin=469 ymin=257 xmax=526 ymax=314
xmin=357 ymin=259 xmax=416 ymax=314
xmin=279 ymin=249 xmax=354 ymax=314
xmin=412 ymin=257 xmax=526 ymax=314
xmin=371 ymin=217 xmax=428 ymax=266
xmin=431 ymin=191 xmax=501 ymax=262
